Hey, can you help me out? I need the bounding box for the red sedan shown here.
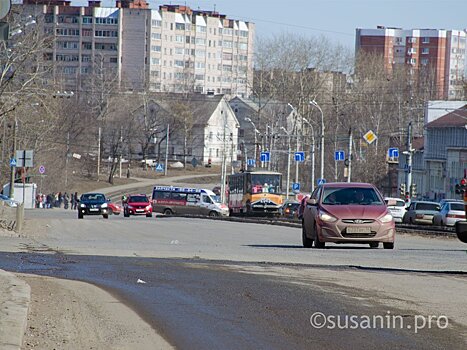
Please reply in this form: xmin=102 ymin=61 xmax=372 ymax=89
xmin=123 ymin=194 xmax=153 ymax=218
xmin=107 ymin=202 xmax=122 ymax=215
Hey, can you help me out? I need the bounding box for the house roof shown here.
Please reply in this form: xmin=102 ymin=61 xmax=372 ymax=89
xmin=153 ymin=93 xmax=225 ymax=126
xmin=426 ymin=107 xmax=467 ymax=128
xmin=230 ymin=96 xmax=260 ymax=113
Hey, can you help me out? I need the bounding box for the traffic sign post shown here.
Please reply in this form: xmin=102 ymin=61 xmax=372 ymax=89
xmin=292 ymin=183 xmax=300 ymax=193
xmin=334 ymin=150 xmax=345 ymax=161
xmin=9 ymin=158 xmax=16 ymax=167
xmin=387 ymin=147 xmax=399 ymax=164
xmin=247 ymin=159 xmax=256 ymax=167
xmin=294 ymin=152 xmax=305 ymax=162
xmin=363 ymin=130 xmax=377 ymax=145
xmin=260 ymin=152 xmax=270 ymax=163
xmin=39 ymin=165 xmax=46 ymax=174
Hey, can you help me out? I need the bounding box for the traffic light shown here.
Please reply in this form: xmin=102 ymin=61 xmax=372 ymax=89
xmin=399 ymin=183 xmax=406 ymax=196
xmin=455 ymin=178 xmax=467 ymax=194
xmin=410 ymin=183 xmax=417 ymax=198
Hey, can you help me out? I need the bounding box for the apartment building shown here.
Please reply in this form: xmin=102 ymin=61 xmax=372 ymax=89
xmin=355 ymin=26 xmax=466 ymax=100
xmin=21 ymin=0 xmax=255 ymax=97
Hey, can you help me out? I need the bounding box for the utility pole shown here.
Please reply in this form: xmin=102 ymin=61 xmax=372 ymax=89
xmin=405 ymin=122 xmax=413 ymax=197
xmin=347 ymin=127 xmax=353 ymax=182
xmin=97 ymin=127 xmax=101 ymax=182
xmin=164 ymin=124 xmax=169 ymax=176
xmin=119 ymin=126 xmax=123 ymax=178
xmin=9 ymin=117 xmax=17 ymax=198
xmin=65 ymin=131 xmax=70 ymax=188
xmin=286 ymin=133 xmax=291 ymax=199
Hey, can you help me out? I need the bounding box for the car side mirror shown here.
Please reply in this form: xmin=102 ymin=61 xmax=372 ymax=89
xmin=306 ymin=198 xmax=317 ymax=206
xmin=107 ymin=198 xmax=111 ymax=202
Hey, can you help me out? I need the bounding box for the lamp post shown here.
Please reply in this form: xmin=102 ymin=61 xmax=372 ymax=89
xmin=8 ymin=117 xmax=17 ymax=199
xmin=281 ymin=126 xmax=291 ymax=199
xmin=244 ymin=117 xmax=258 ymax=167
xmin=288 ymin=103 xmax=300 ymax=184
xmin=309 ymin=100 xmax=324 ymax=181
xmin=301 ymin=117 xmax=315 ymax=193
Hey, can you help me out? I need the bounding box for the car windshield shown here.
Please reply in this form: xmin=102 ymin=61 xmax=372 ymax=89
xmin=450 ymin=203 xmax=464 ymax=211
xmin=416 ymin=203 xmax=440 ymax=211
xmin=81 ymin=194 xmax=105 ymax=201
xmin=129 ymin=195 xmax=149 ymax=203
xmin=322 ymin=187 xmax=383 ymax=205
xmin=212 ymin=195 xmax=221 ymax=203
xmin=251 ymin=174 xmax=282 ymax=194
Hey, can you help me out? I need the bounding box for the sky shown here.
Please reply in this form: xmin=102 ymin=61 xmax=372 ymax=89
xmin=75 ymin=0 xmax=466 ymax=50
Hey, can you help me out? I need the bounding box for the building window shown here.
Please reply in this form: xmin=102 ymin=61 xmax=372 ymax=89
xmin=408 ymin=37 xmax=417 ymax=43
xmin=110 ymin=57 xmax=118 ymax=63
xmin=152 ymin=33 xmax=161 ymax=40
xmin=151 ymin=58 xmax=161 ymax=65
xmin=95 ymin=17 xmax=118 ymax=25
xmin=82 ymin=17 xmax=93 ymax=24
xmin=95 ymin=30 xmax=118 ymax=37
xmin=422 ymin=48 xmax=429 ymax=54
xmin=422 ymin=37 xmax=430 ymax=44
xmin=81 ymin=54 xmax=91 ymax=62
xmin=175 ymin=35 xmax=184 ymax=43
xmin=151 ymin=45 xmax=161 ymax=52
xmin=421 ymin=58 xmax=429 ymax=65
xmin=407 ymin=48 xmax=417 ymax=54
xmin=152 ymin=20 xmax=162 ymax=27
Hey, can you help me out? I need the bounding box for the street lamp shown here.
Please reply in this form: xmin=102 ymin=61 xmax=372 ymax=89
xmin=301 ymin=117 xmax=315 ymax=193
xmin=244 ymin=117 xmax=259 ymax=167
xmin=309 ymin=100 xmax=324 ymax=181
xmin=281 ymin=126 xmax=291 ymax=199
xmin=288 ymin=103 xmax=300 ymax=183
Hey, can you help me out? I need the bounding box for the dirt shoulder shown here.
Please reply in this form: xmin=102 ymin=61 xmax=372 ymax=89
xmin=21 ymin=274 xmax=172 ymax=350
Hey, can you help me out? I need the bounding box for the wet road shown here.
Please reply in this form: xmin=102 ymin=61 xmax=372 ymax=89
xmin=0 ymin=209 xmax=466 ymax=349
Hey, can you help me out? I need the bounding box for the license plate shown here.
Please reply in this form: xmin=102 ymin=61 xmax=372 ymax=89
xmin=89 ymin=208 xmax=98 ymax=211
xmin=346 ymin=227 xmax=371 ymax=234
xmin=136 ymin=209 xmax=144 ymax=212
xmin=423 ymin=215 xmax=433 ymax=220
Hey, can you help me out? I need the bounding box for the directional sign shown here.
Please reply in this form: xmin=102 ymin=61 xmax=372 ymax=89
xmin=16 ymin=149 xmax=34 ymax=167
xmin=292 ymin=183 xmax=300 ymax=192
xmin=388 ymin=147 xmax=399 ymax=158
xmin=247 ymin=159 xmax=256 ymax=167
xmin=334 ymin=150 xmax=345 ymax=161
xmin=294 ymin=152 xmax=305 ymax=162
xmin=39 ymin=165 xmax=46 ymax=174
xmin=9 ymin=158 xmax=16 ymax=167
xmin=155 ymin=163 xmax=164 ymax=172
xmin=317 ymin=178 xmax=326 ymax=186
xmin=260 ymin=151 xmax=270 ymax=163
xmin=363 ymin=130 xmax=377 ymax=144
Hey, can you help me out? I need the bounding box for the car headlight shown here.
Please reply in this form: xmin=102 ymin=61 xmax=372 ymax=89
xmin=101 ymin=203 xmax=108 ymax=208
xmin=80 ymin=203 xmax=86 ymax=208
xmin=127 ymin=205 xmax=134 ymax=209
xmin=145 ymin=205 xmax=152 ymax=210
xmin=319 ymin=210 xmax=337 ymax=223
xmin=380 ymin=213 xmax=394 ymax=223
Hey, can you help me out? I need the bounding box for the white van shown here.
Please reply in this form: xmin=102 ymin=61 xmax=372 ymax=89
xmin=152 ymin=186 xmax=229 ymax=217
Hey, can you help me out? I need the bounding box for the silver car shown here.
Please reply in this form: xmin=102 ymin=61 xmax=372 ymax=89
xmin=433 ymin=202 xmax=465 ymax=226
xmin=403 ymin=201 xmax=441 ymax=225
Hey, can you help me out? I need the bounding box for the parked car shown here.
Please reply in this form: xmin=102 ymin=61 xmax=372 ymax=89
xmin=107 ymin=202 xmax=122 ymax=215
xmin=302 ymin=182 xmax=395 ymax=249
xmin=384 ymin=197 xmax=406 ymax=223
xmin=78 ymin=193 xmax=110 ymax=219
xmin=432 ymin=201 xmax=465 ymax=226
xmin=403 ymin=201 xmax=441 ymax=225
xmin=280 ymin=201 xmax=300 ymax=219
xmin=439 ymin=198 xmax=463 ymax=207
xmin=0 ymin=194 xmax=19 ymax=208
xmin=123 ymin=194 xmax=153 ymax=217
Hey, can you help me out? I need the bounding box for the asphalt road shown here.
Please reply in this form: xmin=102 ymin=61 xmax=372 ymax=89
xmin=1 ymin=209 xmax=466 ymax=349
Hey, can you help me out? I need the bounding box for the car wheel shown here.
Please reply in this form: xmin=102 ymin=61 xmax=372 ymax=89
xmin=164 ymin=208 xmax=173 ymax=216
xmin=146 ymin=213 xmax=152 ymax=218
xmin=369 ymin=242 xmax=379 ymax=248
xmin=103 ymin=214 xmax=109 ymax=219
xmin=78 ymin=212 xmax=83 ymax=219
xmin=313 ymin=225 xmax=325 ymax=249
xmin=302 ymin=221 xmax=313 ymax=248
xmin=209 ymin=211 xmax=219 ymax=217
xmin=383 ymin=242 xmax=394 ymax=249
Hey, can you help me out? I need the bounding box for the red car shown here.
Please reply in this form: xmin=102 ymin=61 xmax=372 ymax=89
xmin=107 ymin=202 xmax=122 ymax=215
xmin=302 ymin=182 xmax=395 ymax=249
xmin=123 ymin=194 xmax=153 ymax=217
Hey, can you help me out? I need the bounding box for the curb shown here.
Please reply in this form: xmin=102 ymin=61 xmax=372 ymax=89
xmin=0 ymin=270 xmax=31 ymax=350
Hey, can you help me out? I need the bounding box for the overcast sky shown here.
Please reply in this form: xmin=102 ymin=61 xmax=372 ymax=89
xmin=77 ymin=0 xmax=466 ymax=50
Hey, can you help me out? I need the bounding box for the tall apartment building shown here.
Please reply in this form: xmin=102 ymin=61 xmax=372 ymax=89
xmin=21 ymin=0 xmax=255 ymax=97
xmin=355 ymin=26 xmax=466 ymax=100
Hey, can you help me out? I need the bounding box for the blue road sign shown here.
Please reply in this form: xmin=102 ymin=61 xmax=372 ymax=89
xmin=292 ymin=182 xmax=300 ymax=191
xmin=260 ymin=152 xmax=270 ymax=163
xmin=334 ymin=150 xmax=345 ymax=161
xmin=317 ymin=178 xmax=326 ymax=186
xmin=155 ymin=163 xmax=164 ymax=172
xmin=294 ymin=151 xmax=305 ymax=162
xmin=9 ymin=158 xmax=16 ymax=167
xmin=388 ymin=147 xmax=399 ymax=158
xmin=39 ymin=165 xmax=46 ymax=174
xmin=247 ymin=159 xmax=256 ymax=166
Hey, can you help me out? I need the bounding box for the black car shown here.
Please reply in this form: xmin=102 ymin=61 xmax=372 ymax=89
xmin=280 ymin=201 xmax=300 ymax=219
xmin=78 ymin=193 xmax=110 ymax=219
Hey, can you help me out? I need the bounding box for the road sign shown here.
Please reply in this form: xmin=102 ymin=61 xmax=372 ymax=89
xmin=294 ymin=151 xmax=305 ymax=162
xmin=155 ymin=163 xmax=164 ymax=172
xmin=292 ymin=183 xmax=300 ymax=192
xmin=39 ymin=165 xmax=46 ymax=174
xmin=260 ymin=151 xmax=270 ymax=163
xmin=388 ymin=147 xmax=399 ymax=158
xmin=16 ymin=149 xmax=34 ymax=167
xmin=317 ymin=178 xmax=326 ymax=186
xmin=334 ymin=150 xmax=345 ymax=161
xmin=363 ymin=130 xmax=377 ymax=145
xmin=247 ymin=159 xmax=256 ymax=166
xmin=9 ymin=158 xmax=16 ymax=167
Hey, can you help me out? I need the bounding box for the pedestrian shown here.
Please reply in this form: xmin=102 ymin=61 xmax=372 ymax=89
xmin=73 ymin=192 xmax=78 ymax=209
xmin=64 ymin=192 xmax=69 ymax=209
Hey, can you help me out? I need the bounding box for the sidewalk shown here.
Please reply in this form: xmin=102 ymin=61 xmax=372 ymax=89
xmin=0 ymin=270 xmax=30 ymax=350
